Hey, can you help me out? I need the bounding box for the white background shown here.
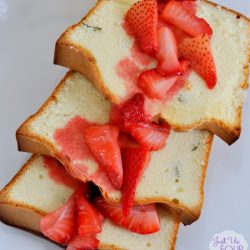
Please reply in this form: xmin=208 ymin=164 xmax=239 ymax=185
xmin=0 ymin=0 xmax=249 ymax=249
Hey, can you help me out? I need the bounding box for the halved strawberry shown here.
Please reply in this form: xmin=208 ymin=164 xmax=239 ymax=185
xmin=179 ymin=0 xmax=197 ymax=14
xmin=138 ymin=60 xmax=190 ymax=100
xmin=179 ymin=34 xmax=217 ymax=88
xmin=67 ymin=234 xmax=99 ymax=250
xmin=110 ymin=93 xmax=146 ymax=131
xmin=138 ymin=69 xmax=178 ymax=100
xmin=118 ymin=133 xmax=140 ymax=149
xmin=128 ymin=122 xmax=171 ymax=151
xmin=161 ymin=0 xmax=212 ymax=37
xmin=126 ymin=0 xmax=158 ymax=55
xmin=156 ymin=26 xmax=183 ymax=76
xmin=40 ymin=195 xmax=76 ymax=245
xmin=121 ymin=147 xmax=150 ymax=216
xmin=75 ymin=191 xmax=104 ymax=236
xmin=166 ymin=23 xmax=191 ymax=44
xmin=84 ymin=125 xmax=123 ymax=189
xmin=95 ymin=197 xmax=160 ymax=235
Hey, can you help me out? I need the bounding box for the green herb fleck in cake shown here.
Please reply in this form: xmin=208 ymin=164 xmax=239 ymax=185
xmin=82 ymin=22 xmax=102 ymax=32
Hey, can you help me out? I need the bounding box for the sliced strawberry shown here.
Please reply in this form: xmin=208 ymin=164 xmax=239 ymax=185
xmin=67 ymin=234 xmax=99 ymax=250
xmin=156 ymin=26 xmax=183 ymax=76
xmin=126 ymin=0 xmax=158 ymax=55
xmin=138 ymin=69 xmax=177 ymax=100
xmin=161 ymin=1 xmax=212 ymax=37
xmin=121 ymin=147 xmax=150 ymax=216
xmin=75 ymin=191 xmax=104 ymax=236
xmin=110 ymin=93 xmax=146 ymax=131
xmin=157 ymin=0 xmax=167 ymax=14
xmin=138 ymin=60 xmax=190 ymax=100
xmin=166 ymin=23 xmax=191 ymax=44
xmin=179 ymin=34 xmax=217 ymax=88
xmin=118 ymin=133 xmax=140 ymax=149
xmin=179 ymin=0 xmax=197 ymax=14
xmin=84 ymin=125 xmax=123 ymax=189
xmin=129 ymin=122 xmax=170 ymax=151
xmin=95 ymin=197 xmax=160 ymax=234
xmin=40 ymin=195 xmax=76 ymax=245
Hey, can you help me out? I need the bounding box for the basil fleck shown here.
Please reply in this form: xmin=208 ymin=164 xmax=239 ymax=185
xmin=192 ymin=143 xmax=200 ymax=151
xmin=175 ymin=166 xmax=180 ymax=183
xmin=83 ymin=22 xmax=102 ymax=32
xmin=177 ymin=94 xmax=185 ymax=103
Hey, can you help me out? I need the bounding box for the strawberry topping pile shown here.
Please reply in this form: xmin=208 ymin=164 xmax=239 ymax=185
xmin=41 ymin=185 xmax=104 ymax=249
xmin=126 ymin=0 xmax=217 ymax=97
xmin=41 ymin=184 xmax=160 ymax=249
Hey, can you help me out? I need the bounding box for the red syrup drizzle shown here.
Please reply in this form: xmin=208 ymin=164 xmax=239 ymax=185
xmin=43 ymin=156 xmax=80 ymax=190
xmin=115 ymin=21 xmax=155 ymax=99
xmin=54 ymin=116 xmax=115 ymax=193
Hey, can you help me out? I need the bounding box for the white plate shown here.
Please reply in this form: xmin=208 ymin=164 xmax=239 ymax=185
xmin=0 ymin=0 xmax=249 ymax=249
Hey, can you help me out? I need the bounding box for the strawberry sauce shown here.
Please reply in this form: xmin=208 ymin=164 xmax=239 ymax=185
xmin=43 ymin=156 xmax=80 ymax=189
xmin=54 ymin=116 xmax=115 ymax=193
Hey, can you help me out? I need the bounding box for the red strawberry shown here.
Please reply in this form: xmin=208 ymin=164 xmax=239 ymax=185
xmin=138 ymin=60 xmax=190 ymax=100
xmin=75 ymin=191 xmax=104 ymax=236
xmin=121 ymin=147 xmax=150 ymax=216
xmin=166 ymin=23 xmax=191 ymax=44
xmin=40 ymin=195 xmax=76 ymax=245
xmin=161 ymin=0 xmax=212 ymax=37
xmin=126 ymin=0 xmax=159 ymax=55
xmin=84 ymin=125 xmax=123 ymax=189
xmin=128 ymin=122 xmax=170 ymax=151
xmin=138 ymin=69 xmax=178 ymax=100
xmin=67 ymin=234 xmax=99 ymax=250
xmin=157 ymin=0 xmax=167 ymax=14
xmin=157 ymin=26 xmax=183 ymax=76
xmin=179 ymin=34 xmax=217 ymax=88
xmin=179 ymin=0 xmax=197 ymax=14
xmin=95 ymin=197 xmax=160 ymax=235
xmin=110 ymin=93 xmax=146 ymax=131
xmin=118 ymin=133 xmax=140 ymax=149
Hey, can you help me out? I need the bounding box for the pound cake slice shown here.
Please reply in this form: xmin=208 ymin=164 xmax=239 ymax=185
xmin=54 ymin=0 xmax=250 ymax=144
xmin=16 ymin=71 xmax=213 ymax=225
xmin=0 ymin=155 xmax=179 ymax=250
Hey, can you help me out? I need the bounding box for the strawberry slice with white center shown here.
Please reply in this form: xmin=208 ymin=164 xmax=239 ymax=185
xmin=156 ymin=26 xmax=183 ymax=76
xmin=126 ymin=0 xmax=159 ymax=55
xmin=138 ymin=60 xmax=190 ymax=100
xmin=110 ymin=93 xmax=147 ymax=131
xmin=179 ymin=0 xmax=197 ymax=14
xmin=121 ymin=147 xmax=150 ymax=216
xmin=161 ymin=0 xmax=212 ymax=37
xmin=128 ymin=122 xmax=171 ymax=151
xmin=179 ymin=33 xmax=217 ymax=88
xmin=84 ymin=125 xmax=123 ymax=189
xmin=118 ymin=133 xmax=140 ymax=149
xmin=75 ymin=191 xmax=104 ymax=236
xmin=66 ymin=234 xmax=99 ymax=250
xmin=40 ymin=195 xmax=76 ymax=245
xmin=95 ymin=197 xmax=160 ymax=235
xmin=138 ymin=69 xmax=178 ymax=100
